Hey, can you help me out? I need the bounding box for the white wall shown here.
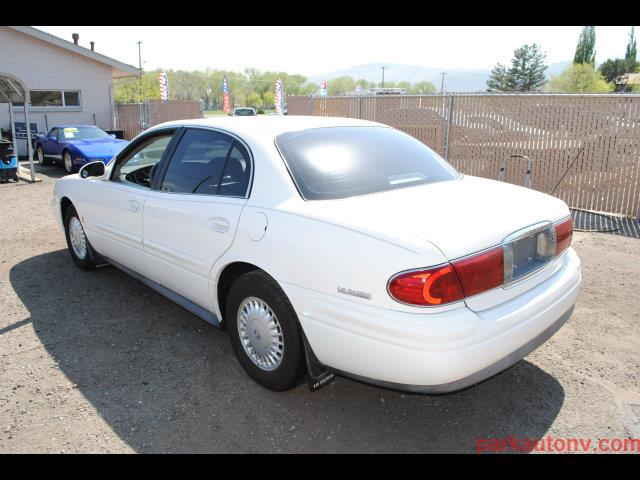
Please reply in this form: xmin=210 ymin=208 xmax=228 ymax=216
xmin=0 ymin=27 xmax=114 ymax=134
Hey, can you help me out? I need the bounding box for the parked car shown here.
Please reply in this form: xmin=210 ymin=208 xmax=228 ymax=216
xmin=35 ymin=125 xmax=128 ymax=173
xmin=51 ymin=116 xmax=581 ymax=393
xmin=231 ymin=107 xmax=256 ymax=116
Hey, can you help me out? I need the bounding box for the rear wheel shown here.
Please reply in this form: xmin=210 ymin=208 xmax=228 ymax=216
xmin=36 ymin=145 xmax=50 ymax=166
xmin=63 ymin=204 xmax=99 ymax=270
xmin=63 ymin=150 xmax=74 ymax=173
xmin=226 ymin=270 xmax=305 ymax=391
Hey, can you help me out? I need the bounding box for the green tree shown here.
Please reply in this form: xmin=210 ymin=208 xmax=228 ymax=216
xmin=328 ymin=76 xmax=356 ymax=95
xmin=486 ymin=63 xmax=512 ymax=92
xmin=262 ymin=90 xmax=275 ymax=108
xmin=486 ymin=44 xmax=547 ymax=92
xmin=574 ymin=26 xmax=596 ymax=65
xmin=547 ymin=63 xmax=613 ymax=93
xmin=599 ymin=58 xmax=631 ymax=91
xmin=625 ymin=26 xmax=638 ymax=71
xmin=245 ymin=91 xmax=262 ymax=108
xmin=410 ymin=81 xmax=436 ymax=94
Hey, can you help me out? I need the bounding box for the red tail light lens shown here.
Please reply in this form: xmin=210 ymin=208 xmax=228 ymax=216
xmin=389 ymin=217 xmax=573 ymax=308
xmin=555 ymin=217 xmax=573 ymax=255
xmin=451 ymin=246 xmax=504 ymax=298
xmin=388 ymin=265 xmax=464 ymax=306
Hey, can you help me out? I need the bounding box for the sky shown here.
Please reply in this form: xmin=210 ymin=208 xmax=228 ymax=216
xmin=35 ymin=26 xmax=639 ymax=76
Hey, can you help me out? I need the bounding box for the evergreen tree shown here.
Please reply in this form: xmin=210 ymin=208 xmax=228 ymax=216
xmin=486 ymin=44 xmax=547 ymax=92
xmin=625 ymin=26 xmax=638 ymax=71
xmin=574 ymin=26 xmax=596 ymax=65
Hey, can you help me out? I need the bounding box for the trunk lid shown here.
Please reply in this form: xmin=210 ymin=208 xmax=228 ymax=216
xmin=287 ymin=175 xmax=571 ymax=311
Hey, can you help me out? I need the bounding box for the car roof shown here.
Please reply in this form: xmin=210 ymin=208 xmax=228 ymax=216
xmin=149 ymin=115 xmax=388 ymax=138
xmin=51 ymin=124 xmax=100 ymax=129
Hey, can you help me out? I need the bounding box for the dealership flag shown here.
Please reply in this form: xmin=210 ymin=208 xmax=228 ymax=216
xmin=274 ymin=79 xmax=284 ymax=114
xmin=159 ymin=71 xmax=169 ymax=100
xmin=222 ymin=76 xmax=231 ymax=114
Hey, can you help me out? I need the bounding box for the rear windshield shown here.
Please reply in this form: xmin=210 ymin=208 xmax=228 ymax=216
xmin=275 ymin=126 xmax=460 ymax=200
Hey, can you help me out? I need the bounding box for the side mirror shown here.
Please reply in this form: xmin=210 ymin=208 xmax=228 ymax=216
xmin=79 ymin=161 xmax=105 ymax=179
xmin=49 ymin=136 xmax=57 ymax=142
xmin=109 ymin=134 xmax=116 ymax=139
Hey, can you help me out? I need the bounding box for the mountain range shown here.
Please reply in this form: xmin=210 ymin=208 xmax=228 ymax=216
xmin=307 ymin=61 xmax=571 ymax=92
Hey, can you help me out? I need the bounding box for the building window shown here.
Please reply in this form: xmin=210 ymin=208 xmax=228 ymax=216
xmin=13 ymin=90 xmax=81 ymax=108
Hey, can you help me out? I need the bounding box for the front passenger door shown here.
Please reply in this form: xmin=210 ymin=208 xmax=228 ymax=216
xmin=81 ymin=130 xmax=177 ymax=280
xmin=142 ymin=127 xmax=253 ymax=311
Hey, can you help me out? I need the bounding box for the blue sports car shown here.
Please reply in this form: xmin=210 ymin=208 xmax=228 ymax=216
xmin=35 ymin=125 xmax=128 ymax=173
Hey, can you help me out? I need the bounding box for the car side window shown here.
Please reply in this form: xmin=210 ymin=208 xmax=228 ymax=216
xmin=112 ymin=133 xmax=174 ymax=189
xmin=49 ymin=128 xmax=58 ymax=139
xmin=219 ymin=142 xmax=252 ymax=197
xmin=160 ymin=129 xmax=234 ymax=195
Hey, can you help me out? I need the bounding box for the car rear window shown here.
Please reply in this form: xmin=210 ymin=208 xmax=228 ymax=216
xmin=275 ymin=126 xmax=460 ymax=200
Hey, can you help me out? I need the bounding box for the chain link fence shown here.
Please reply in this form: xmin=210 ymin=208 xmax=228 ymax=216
xmin=288 ymin=94 xmax=640 ymax=218
xmin=114 ymin=100 xmax=203 ymax=141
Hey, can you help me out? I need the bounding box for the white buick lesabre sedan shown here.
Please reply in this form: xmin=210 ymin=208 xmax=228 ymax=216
xmin=52 ymin=116 xmax=581 ymax=393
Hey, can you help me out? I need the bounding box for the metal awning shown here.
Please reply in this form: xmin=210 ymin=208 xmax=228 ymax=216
xmin=0 ymin=72 xmax=36 ymax=182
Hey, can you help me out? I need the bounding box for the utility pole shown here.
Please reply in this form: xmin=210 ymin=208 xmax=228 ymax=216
xmin=440 ymin=72 xmax=447 ymax=94
xmin=137 ymin=41 xmax=143 ymax=100
xmin=381 ymin=66 xmax=387 ymax=89
xmin=137 ymin=41 xmax=143 ymax=72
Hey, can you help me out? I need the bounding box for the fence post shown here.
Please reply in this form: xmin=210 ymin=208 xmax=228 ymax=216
xmin=307 ymin=95 xmax=312 ymax=115
xmin=443 ymin=94 xmax=454 ymax=160
xmin=358 ymin=96 xmax=363 ymax=119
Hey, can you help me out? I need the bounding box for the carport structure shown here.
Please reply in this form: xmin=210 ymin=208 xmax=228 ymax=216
xmin=0 ymin=71 xmax=36 ymax=182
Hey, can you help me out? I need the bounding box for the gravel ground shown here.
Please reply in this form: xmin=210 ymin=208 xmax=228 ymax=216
xmin=1 ymin=164 xmax=639 ymax=453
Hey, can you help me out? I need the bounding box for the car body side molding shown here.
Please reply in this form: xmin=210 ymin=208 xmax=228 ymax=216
xmin=104 ymin=256 xmax=222 ymax=329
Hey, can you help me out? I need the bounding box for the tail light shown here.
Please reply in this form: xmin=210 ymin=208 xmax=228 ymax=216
xmin=555 ymin=216 xmax=573 ymax=255
xmin=388 ymin=216 xmax=574 ymax=307
xmin=388 ymin=265 xmax=464 ymax=306
xmin=451 ymin=246 xmax=504 ymax=298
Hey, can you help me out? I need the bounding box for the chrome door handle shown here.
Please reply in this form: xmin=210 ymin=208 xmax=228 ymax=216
xmin=208 ymin=217 xmax=230 ymax=233
xmin=128 ymin=200 xmax=141 ymax=212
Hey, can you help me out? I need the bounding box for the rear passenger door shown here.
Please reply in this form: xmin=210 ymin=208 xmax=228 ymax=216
xmin=142 ymin=127 xmax=253 ymax=312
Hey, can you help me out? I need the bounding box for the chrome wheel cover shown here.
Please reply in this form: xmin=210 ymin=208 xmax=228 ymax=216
xmin=237 ymin=297 xmax=284 ymax=371
xmin=64 ymin=152 xmax=73 ymax=172
xmin=37 ymin=147 xmax=44 ymax=165
xmin=68 ymin=216 xmax=87 ymax=260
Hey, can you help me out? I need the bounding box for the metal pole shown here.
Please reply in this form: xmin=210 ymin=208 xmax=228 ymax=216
xmin=443 ymin=95 xmax=453 ymax=161
xmin=381 ymin=66 xmax=387 ymax=88
xmin=8 ymin=102 xmax=18 ymax=160
xmin=23 ymin=94 xmax=35 ymax=182
xmin=440 ymin=72 xmax=447 ymax=94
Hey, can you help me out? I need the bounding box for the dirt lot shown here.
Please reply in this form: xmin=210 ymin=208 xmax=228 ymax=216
xmin=1 ymin=165 xmax=639 ymax=453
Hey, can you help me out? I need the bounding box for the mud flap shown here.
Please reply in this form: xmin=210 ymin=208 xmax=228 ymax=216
xmin=302 ymin=331 xmax=335 ymax=391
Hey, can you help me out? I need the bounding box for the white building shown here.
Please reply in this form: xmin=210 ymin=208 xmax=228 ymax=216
xmin=0 ymin=26 xmax=139 ymax=145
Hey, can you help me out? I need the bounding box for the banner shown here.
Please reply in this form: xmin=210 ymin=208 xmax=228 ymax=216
xmin=320 ymin=80 xmax=328 ymax=97
xmin=159 ymin=71 xmax=169 ymax=101
xmin=222 ymin=76 xmax=231 ymax=114
xmin=274 ymin=79 xmax=284 ymax=114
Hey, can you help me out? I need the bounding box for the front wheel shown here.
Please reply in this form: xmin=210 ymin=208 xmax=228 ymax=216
xmin=226 ymin=270 xmax=306 ymax=391
xmin=63 ymin=204 xmax=100 ymax=270
xmin=63 ymin=150 xmax=74 ymax=173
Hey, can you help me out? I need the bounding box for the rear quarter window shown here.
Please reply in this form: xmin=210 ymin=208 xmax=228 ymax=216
xmin=275 ymin=126 xmax=460 ymax=200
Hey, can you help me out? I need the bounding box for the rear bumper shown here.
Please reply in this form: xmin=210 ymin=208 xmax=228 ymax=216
xmin=330 ymin=304 xmax=574 ymax=393
xmin=283 ymin=248 xmax=581 ymax=393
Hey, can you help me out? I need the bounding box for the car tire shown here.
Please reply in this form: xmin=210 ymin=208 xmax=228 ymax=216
xmin=63 ymin=204 xmax=100 ymax=270
xmin=36 ymin=145 xmax=50 ymax=166
xmin=226 ymin=270 xmax=306 ymax=391
xmin=63 ymin=150 xmax=75 ymax=173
